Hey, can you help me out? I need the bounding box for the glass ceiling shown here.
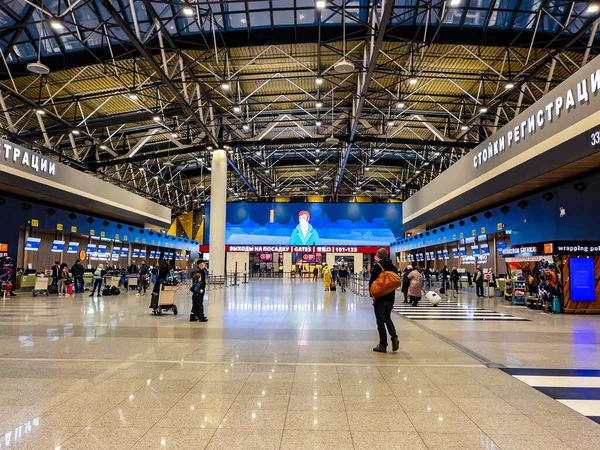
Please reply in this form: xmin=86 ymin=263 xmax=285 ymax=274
xmin=0 ymin=0 xmax=597 ymax=63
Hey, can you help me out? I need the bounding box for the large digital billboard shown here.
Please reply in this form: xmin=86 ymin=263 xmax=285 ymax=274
xmin=206 ymin=202 xmax=402 ymax=246
xmin=570 ymin=258 xmax=596 ymax=301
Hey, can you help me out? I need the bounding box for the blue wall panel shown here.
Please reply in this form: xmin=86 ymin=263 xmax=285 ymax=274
xmin=397 ymin=171 xmax=600 ymax=251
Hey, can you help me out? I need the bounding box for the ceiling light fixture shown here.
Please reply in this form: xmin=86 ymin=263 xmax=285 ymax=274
xmin=409 ymin=76 xmax=418 ymax=85
xmin=315 ymin=77 xmax=323 ymax=85
xmin=72 ymin=129 xmax=80 ymax=135
xmin=171 ymin=133 xmax=178 ymax=138
xmin=505 ymin=81 xmax=515 ymax=90
xmin=129 ymin=92 xmax=138 ymax=100
xmin=233 ymin=105 xmax=241 ymax=114
xmin=387 ymin=120 xmax=394 ymax=127
xmin=100 ymin=145 xmax=107 ymax=150
xmin=243 ymin=124 xmax=250 ymax=131
xmin=316 ymin=0 xmax=326 ymax=9
xmin=316 ymin=101 xmax=323 ymax=108
xmin=365 ymin=167 xmax=370 ymax=171
xmin=153 ymin=115 xmax=161 ymax=122
xmin=479 ymin=106 xmax=488 ymax=113
xmin=587 ymin=4 xmax=599 ymax=14
xmin=461 ymin=125 xmax=468 ymax=131
xmin=221 ymin=81 xmax=230 ymax=90
xmin=182 ymin=4 xmax=194 ymax=16
xmin=315 ymin=121 xmax=322 ymax=127
xmin=397 ymin=102 xmax=405 ymax=109
xmin=450 ymin=0 xmax=461 ymax=6
xmin=49 ymin=19 xmax=64 ymax=31
xmin=35 ymin=108 xmax=45 ymax=115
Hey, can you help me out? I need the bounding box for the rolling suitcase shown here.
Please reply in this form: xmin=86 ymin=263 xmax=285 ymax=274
xmin=67 ymin=284 xmax=73 ymax=295
xmin=330 ymin=282 xmax=336 ymax=291
xmin=48 ymin=284 xmax=58 ymax=295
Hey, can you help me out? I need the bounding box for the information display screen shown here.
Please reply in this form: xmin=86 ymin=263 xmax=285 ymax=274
xmin=452 ymin=248 xmax=459 ymax=258
xmin=150 ymin=250 xmax=156 ymax=259
xmin=121 ymin=247 xmax=128 ymax=257
xmin=459 ymin=247 xmax=467 ymax=256
xmin=51 ymin=240 xmax=65 ymax=252
xmin=67 ymin=242 xmax=79 ymax=254
xmin=112 ymin=247 xmax=120 ymax=256
xmin=471 ymin=245 xmax=480 ymax=256
xmin=436 ymin=250 xmax=443 ymax=259
xmin=86 ymin=243 xmax=96 ymax=254
xmin=132 ymin=249 xmax=140 ymax=258
xmin=25 ymin=237 xmax=41 ymax=251
xmin=97 ymin=245 xmax=107 ymax=257
xmin=443 ymin=250 xmax=449 ymax=259
xmin=570 ymin=258 xmax=596 ymax=301
xmin=480 ymin=243 xmax=490 ymax=255
xmin=140 ymin=249 xmax=146 ymax=258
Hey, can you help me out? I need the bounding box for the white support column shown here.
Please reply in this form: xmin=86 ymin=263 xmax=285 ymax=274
xmin=283 ymin=253 xmax=292 ymax=277
xmin=209 ymin=150 xmax=227 ymax=277
xmin=326 ymin=253 xmax=336 ymax=269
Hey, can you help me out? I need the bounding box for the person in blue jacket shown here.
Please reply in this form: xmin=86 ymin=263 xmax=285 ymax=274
xmin=289 ymin=210 xmax=320 ymax=245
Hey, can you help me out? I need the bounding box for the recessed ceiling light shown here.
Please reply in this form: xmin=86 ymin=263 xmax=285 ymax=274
xmin=139 ymin=167 xmax=145 ymax=171
xmin=387 ymin=121 xmax=394 ymax=127
xmin=221 ymin=82 xmax=230 ymax=90
xmin=171 ymin=133 xmax=178 ymax=138
xmin=100 ymin=145 xmax=107 ymax=150
xmin=153 ymin=115 xmax=161 ymax=122
xmin=233 ymin=105 xmax=241 ymax=114
xmin=316 ymin=1 xmax=326 ymax=9
xmin=153 ymin=176 xmax=159 ymax=180
xmin=182 ymin=5 xmax=194 ymax=16
xmin=35 ymin=109 xmax=45 ymax=115
xmin=397 ymin=102 xmax=405 ymax=109
xmin=315 ymin=121 xmax=322 ymax=127
xmin=587 ymin=4 xmax=599 ymax=14
xmin=49 ymin=20 xmax=64 ymax=30
xmin=505 ymin=81 xmax=514 ymax=90
xmin=369 ymin=159 xmax=374 ymax=163
xmin=129 ymin=93 xmax=138 ymax=100
xmin=72 ymin=129 xmax=80 ymax=135
xmin=461 ymin=125 xmax=468 ymax=131
xmin=243 ymin=124 xmax=250 ymax=131
xmin=365 ymin=167 xmax=370 ymax=171
xmin=479 ymin=106 xmax=488 ymax=113
xmin=315 ymin=167 xmax=320 ymax=171
xmin=166 ymin=183 xmax=170 ymax=187
xmin=316 ymin=159 xmax=320 ymax=163
xmin=315 ymin=77 xmax=323 ymax=85
xmin=450 ymin=0 xmax=461 ymax=6
xmin=415 ymin=170 xmax=421 ymax=174
xmin=316 ymin=101 xmax=323 ymax=108
xmin=409 ymin=77 xmax=417 ymax=85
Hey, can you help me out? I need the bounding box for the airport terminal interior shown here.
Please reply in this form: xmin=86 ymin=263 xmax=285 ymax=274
xmin=2 ymin=0 xmax=600 ymax=449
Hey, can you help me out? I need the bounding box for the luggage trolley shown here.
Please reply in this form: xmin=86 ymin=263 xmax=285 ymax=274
xmin=32 ymin=274 xmax=49 ymax=297
xmin=151 ymin=279 xmax=179 ymax=315
xmin=126 ymin=275 xmax=138 ymax=291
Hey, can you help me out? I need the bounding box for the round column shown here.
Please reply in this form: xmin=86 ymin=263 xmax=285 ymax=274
xmin=209 ymin=149 xmax=227 ymax=277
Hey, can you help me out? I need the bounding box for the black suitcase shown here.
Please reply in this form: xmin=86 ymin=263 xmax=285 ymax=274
xmin=102 ymin=287 xmax=112 ymax=296
xmin=48 ymin=284 xmax=58 ymax=294
xmin=150 ymin=292 xmax=159 ymax=310
xmin=110 ymin=286 xmax=120 ymax=296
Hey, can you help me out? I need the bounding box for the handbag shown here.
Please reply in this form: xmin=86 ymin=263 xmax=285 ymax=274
xmin=369 ymin=263 xmax=401 ymax=299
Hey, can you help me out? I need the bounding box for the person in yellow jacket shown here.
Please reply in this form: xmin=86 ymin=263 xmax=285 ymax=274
xmin=322 ymin=264 xmax=331 ymax=291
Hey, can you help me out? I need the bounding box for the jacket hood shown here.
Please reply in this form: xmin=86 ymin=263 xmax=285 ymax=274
xmin=376 ymin=258 xmax=396 ymax=271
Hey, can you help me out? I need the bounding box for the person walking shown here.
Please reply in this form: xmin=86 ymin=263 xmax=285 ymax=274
xmin=312 ymin=267 xmax=318 ymax=282
xmin=475 ymin=266 xmax=485 ymax=297
xmin=424 ymin=267 xmax=431 ymax=289
xmin=440 ymin=265 xmax=450 ymax=293
xmin=58 ymin=266 xmax=71 ymax=297
xmin=338 ymin=264 xmax=348 ymax=292
xmin=408 ymin=266 xmax=423 ymax=306
xmin=190 ymin=262 xmax=208 ymax=322
xmin=150 ymin=260 xmax=170 ymax=314
xmin=450 ymin=267 xmax=460 ymax=295
xmin=137 ymin=260 xmax=150 ymax=296
xmin=401 ymin=266 xmax=411 ymax=303
xmin=71 ymin=259 xmax=85 ymax=293
xmin=369 ymin=248 xmax=399 ymax=353
xmin=322 ymin=264 xmax=331 ymax=291
xmin=90 ymin=264 xmax=104 ymax=297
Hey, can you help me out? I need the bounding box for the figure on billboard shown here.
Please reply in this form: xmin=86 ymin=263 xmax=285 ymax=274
xmin=289 ymin=210 xmax=320 ymax=245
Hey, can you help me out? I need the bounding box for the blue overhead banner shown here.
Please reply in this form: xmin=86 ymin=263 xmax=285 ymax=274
xmin=206 ymin=202 xmax=402 ymax=246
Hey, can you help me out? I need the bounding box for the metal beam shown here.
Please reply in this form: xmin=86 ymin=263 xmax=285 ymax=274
xmin=335 ymin=0 xmax=395 ymax=193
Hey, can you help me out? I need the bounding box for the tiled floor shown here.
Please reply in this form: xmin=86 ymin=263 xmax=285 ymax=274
xmin=0 ymin=278 xmax=599 ymax=449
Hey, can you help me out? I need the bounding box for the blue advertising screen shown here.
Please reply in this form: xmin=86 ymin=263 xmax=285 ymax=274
xmin=206 ymin=202 xmax=402 ymax=246
xmin=25 ymin=237 xmax=41 ymax=251
xmin=67 ymin=242 xmax=79 ymax=254
xmin=86 ymin=244 xmax=96 ymax=254
xmin=51 ymin=240 xmax=65 ymax=252
xmin=121 ymin=247 xmax=128 ymax=257
xmin=570 ymin=258 xmax=596 ymax=301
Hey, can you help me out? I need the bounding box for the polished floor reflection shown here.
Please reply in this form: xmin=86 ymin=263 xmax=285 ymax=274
xmin=0 ymin=279 xmax=599 ymax=449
